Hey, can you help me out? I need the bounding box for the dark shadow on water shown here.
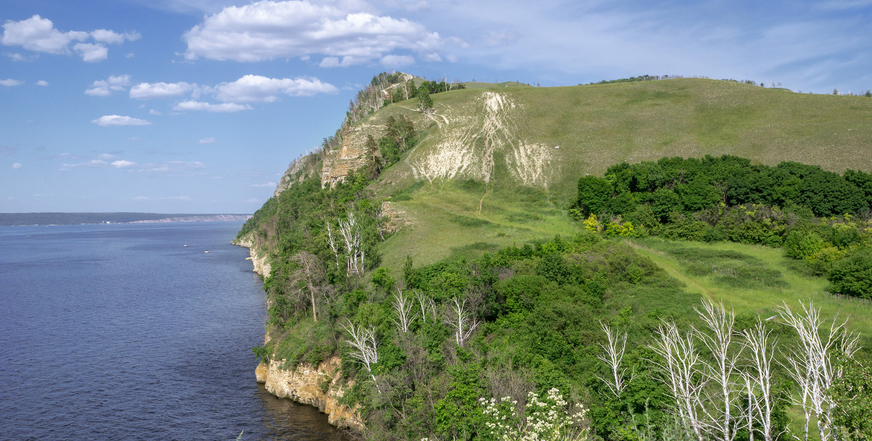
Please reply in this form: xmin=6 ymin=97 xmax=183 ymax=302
xmin=256 ymin=384 xmax=353 ymax=441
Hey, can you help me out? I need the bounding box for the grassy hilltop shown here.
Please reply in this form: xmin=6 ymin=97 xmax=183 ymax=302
xmin=356 ymin=78 xmax=872 ymax=268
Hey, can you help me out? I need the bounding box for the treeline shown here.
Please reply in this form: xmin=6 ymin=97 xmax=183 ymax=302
xmin=573 ymin=155 xmax=872 ymax=299
xmin=590 ymin=75 xmax=661 ymax=85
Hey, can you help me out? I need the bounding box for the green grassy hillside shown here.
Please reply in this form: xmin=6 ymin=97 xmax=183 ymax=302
xmin=367 ymin=78 xmax=872 ymax=268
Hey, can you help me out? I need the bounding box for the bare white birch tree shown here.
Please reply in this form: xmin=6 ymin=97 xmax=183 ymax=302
xmin=445 ymin=296 xmax=479 ymax=347
xmin=391 ymin=289 xmax=417 ymax=333
xmin=342 ymin=320 xmax=381 ymax=393
xmin=416 ymin=291 xmax=436 ymax=323
xmin=778 ymin=302 xmax=861 ymax=441
xmin=695 ymin=300 xmax=742 ymax=441
xmin=651 ymin=320 xmax=707 ymax=441
xmin=742 ymin=318 xmax=778 ymax=441
xmin=338 ymin=212 xmax=364 ymax=276
xmin=597 ymin=322 xmax=631 ymax=398
xmin=325 ymin=223 xmax=340 ymax=270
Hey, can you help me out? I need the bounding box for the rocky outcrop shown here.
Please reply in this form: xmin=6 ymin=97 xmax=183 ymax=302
xmin=231 ymin=232 xmax=272 ymax=277
xmin=256 ymin=356 xmax=364 ymax=431
xmin=320 ymin=123 xmax=378 ymax=188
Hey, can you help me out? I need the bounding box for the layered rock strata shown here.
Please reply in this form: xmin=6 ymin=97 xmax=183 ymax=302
xmin=256 ymin=357 xmax=364 ymax=431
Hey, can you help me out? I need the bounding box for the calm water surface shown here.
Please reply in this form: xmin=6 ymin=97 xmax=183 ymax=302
xmin=0 ymin=222 xmax=345 ymax=440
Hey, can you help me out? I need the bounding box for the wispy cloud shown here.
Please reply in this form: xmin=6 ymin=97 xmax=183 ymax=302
xmin=198 ymin=137 xmax=216 ymax=144
xmin=130 ymin=81 xmax=195 ymax=99
xmin=92 ymin=115 xmax=151 ymax=126
xmin=173 ymin=100 xmax=251 ymax=112
xmin=36 ymin=80 xmax=49 ymax=86
xmin=12 ymin=162 xmax=22 ymax=169
xmin=1 ymin=79 xmax=23 ymax=87
xmin=251 ymin=182 xmax=276 ymax=187
xmin=140 ymin=160 xmax=207 ymax=172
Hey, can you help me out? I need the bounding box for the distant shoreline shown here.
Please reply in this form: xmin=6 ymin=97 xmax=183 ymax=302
xmin=0 ymin=213 xmax=251 ymax=226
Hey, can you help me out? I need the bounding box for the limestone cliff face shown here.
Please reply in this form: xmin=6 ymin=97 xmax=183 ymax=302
xmin=231 ymin=232 xmax=272 ymax=277
xmin=256 ymin=356 xmax=365 ymax=431
xmin=320 ymin=122 xmax=381 ymax=188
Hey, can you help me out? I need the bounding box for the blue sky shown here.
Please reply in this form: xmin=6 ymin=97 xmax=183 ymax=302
xmin=2 ymin=0 xmax=871 ymax=214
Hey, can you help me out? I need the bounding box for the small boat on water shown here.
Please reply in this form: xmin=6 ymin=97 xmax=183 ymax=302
xmin=204 ymin=250 xmax=210 ymax=254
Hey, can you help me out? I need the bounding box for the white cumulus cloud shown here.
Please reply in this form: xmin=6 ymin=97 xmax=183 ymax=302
xmin=2 ymin=15 xmax=138 ymax=62
xmin=111 ymin=160 xmax=137 ymax=168
xmin=130 ymin=81 xmax=194 ymax=99
xmin=182 ymin=0 xmax=443 ymax=64
xmin=85 ymin=75 xmax=131 ymax=96
xmin=74 ymin=43 xmax=108 ymax=62
xmin=0 ymin=79 xmax=23 ymax=86
xmin=36 ymin=80 xmax=49 ymax=86
xmin=211 ymin=75 xmax=338 ymax=102
xmin=199 ymin=137 xmax=216 ymax=144
xmin=12 ymin=162 xmax=22 ymax=169
xmin=92 ymin=115 xmax=152 ymax=126
xmin=173 ymin=100 xmax=252 ymax=112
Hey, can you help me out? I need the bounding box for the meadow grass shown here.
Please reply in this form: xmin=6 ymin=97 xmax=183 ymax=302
xmin=626 ymin=237 xmax=872 ymax=339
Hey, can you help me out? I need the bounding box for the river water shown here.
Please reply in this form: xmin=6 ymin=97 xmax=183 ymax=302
xmin=0 ymin=222 xmax=344 ymax=440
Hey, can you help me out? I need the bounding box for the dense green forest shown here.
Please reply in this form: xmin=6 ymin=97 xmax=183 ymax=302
xmin=238 ymin=152 xmax=872 ymax=441
xmin=573 ymin=155 xmax=872 ymax=300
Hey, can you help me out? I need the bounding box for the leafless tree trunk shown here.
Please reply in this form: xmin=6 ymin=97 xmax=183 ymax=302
xmin=444 ymin=297 xmax=479 ymax=347
xmin=742 ymin=373 xmax=755 ymax=441
xmin=778 ymin=302 xmax=860 ymax=441
xmin=695 ymin=300 xmax=742 ymax=441
xmin=325 ymin=223 xmax=340 ymax=270
xmin=742 ymin=318 xmax=777 ymax=441
xmin=651 ymin=320 xmax=707 ymax=441
xmin=417 ymin=291 xmax=436 ymax=323
xmin=597 ymin=322 xmax=631 ymax=398
xmin=338 ymin=212 xmax=363 ymax=276
xmin=391 ymin=289 xmax=417 ymax=333
xmin=342 ymin=320 xmax=381 ymax=393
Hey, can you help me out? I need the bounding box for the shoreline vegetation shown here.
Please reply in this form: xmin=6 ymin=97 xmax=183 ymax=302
xmin=0 ymin=212 xmax=251 ymax=226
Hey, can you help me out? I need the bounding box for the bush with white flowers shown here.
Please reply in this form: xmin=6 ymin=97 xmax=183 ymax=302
xmin=478 ymin=388 xmax=588 ymax=441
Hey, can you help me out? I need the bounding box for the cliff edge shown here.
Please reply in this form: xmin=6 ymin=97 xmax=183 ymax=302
xmin=256 ymin=356 xmax=364 ymax=431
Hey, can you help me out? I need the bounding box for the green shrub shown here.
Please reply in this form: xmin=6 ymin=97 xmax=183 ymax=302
xmin=827 ymin=248 xmax=872 ymax=299
xmin=784 ymin=230 xmax=826 ymax=259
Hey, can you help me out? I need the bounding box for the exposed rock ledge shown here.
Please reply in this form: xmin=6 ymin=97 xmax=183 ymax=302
xmin=256 ymin=356 xmax=365 ymax=431
xmin=231 ymin=232 xmax=272 ymax=277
